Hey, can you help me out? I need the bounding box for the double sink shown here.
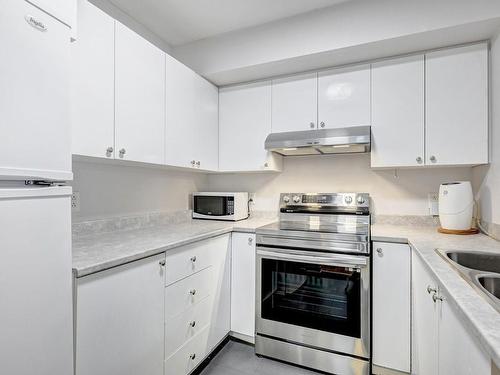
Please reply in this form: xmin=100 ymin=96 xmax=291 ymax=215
xmin=437 ymin=249 xmax=500 ymax=312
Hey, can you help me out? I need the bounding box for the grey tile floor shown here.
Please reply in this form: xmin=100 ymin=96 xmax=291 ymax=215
xmin=199 ymin=340 xmax=321 ymax=375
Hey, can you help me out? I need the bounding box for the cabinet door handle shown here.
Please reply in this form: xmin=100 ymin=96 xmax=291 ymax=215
xmin=427 ymin=285 xmax=437 ymax=294
xmin=191 ymin=160 xmax=196 ymax=166
xmin=430 ymin=155 xmax=437 ymax=163
xmin=309 ymin=122 xmax=315 ymax=129
xmin=376 ymin=248 xmax=383 ymax=255
xmin=189 ymin=320 xmax=196 ymax=328
xmin=189 ymin=289 xmax=197 ymax=296
xmin=432 ymin=293 xmax=443 ymax=303
xmin=248 ymin=237 xmax=253 ymax=245
xmin=159 ymin=260 xmax=166 ymax=267
xmin=119 ymin=148 xmax=126 ymax=157
xmin=106 ymin=146 xmax=113 ymax=156
xmin=416 ymin=156 xmax=423 ymax=164
xmin=320 ymin=122 xmax=325 ymax=128
xmin=190 ymin=256 xmax=197 ymax=263
xmin=189 ymin=353 xmax=196 ymax=360
xmin=196 ymin=161 xmax=201 ymax=167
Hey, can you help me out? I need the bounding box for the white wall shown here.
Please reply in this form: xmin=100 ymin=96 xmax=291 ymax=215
xmin=172 ymin=0 xmax=500 ymax=85
xmin=473 ymin=30 xmax=500 ymax=225
xmin=208 ymin=154 xmax=472 ymax=216
xmin=71 ymin=161 xmax=207 ymax=222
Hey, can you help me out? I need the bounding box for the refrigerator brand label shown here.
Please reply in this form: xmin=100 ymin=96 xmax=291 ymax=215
xmin=25 ymin=15 xmax=47 ymax=32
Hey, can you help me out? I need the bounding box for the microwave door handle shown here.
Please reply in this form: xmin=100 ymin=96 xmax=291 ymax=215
xmin=257 ymin=248 xmax=367 ymax=268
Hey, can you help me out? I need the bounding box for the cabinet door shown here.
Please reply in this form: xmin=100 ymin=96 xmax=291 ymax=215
xmin=0 ymin=0 xmax=72 ymax=181
xmin=194 ymin=76 xmax=219 ymax=171
xmin=371 ymin=55 xmax=424 ymax=168
xmin=76 ymin=254 xmax=165 ymax=375
xmin=71 ymin=0 xmax=115 ymax=159
xmin=230 ymin=233 xmax=256 ymax=340
xmin=372 ymin=242 xmax=410 ymax=373
xmin=272 ymin=73 xmax=318 ymax=133
xmin=438 ymin=291 xmax=490 ymax=375
xmin=412 ymin=252 xmax=439 ymax=375
xmin=318 ymin=64 xmax=371 ymax=129
xmin=165 ymin=54 xmax=197 ymax=169
xmin=425 ymin=43 xmax=488 ymax=166
xmin=219 ymin=81 xmax=281 ymax=172
xmin=115 ymin=22 xmax=165 ymax=164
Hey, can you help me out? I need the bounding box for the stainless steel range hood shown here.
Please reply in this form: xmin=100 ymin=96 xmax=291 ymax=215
xmin=264 ymin=126 xmax=371 ymax=156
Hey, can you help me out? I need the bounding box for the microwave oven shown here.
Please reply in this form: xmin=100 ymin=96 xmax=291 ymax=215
xmin=192 ymin=192 xmax=249 ymax=221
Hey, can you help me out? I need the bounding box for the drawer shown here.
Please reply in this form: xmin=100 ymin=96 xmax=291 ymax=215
xmin=165 ymin=295 xmax=212 ymax=358
xmin=164 ymin=326 xmax=210 ymax=375
xmin=165 ymin=266 xmax=213 ymax=319
xmin=165 ymin=235 xmax=229 ymax=286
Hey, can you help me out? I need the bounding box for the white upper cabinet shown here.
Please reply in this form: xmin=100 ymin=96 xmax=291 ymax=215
xmin=71 ymin=0 xmax=115 ymax=159
xmin=115 ymin=22 xmax=165 ymax=164
xmin=0 ymin=0 xmax=72 ymax=181
xmin=371 ymin=55 xmax=425 ymax=168
xmin=271 ymin=73 xmax=318 ymax=133
xmin=28 ymin=0 xmax=76 ymax=27
xmin=219 ymin=81 xmax=282 ymax=172
xmin=318 ymin=64 xmax=371 ymax=129
xmin=165 ymin=55 xmax=218 ymax=171
xmin=425 ymin=43 xmax=488 ymax=166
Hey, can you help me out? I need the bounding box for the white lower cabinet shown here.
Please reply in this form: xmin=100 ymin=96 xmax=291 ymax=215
xmin=412 ymin=252 xmax=491 ymax=375
xmin=372 ymin=242 xmax=411 ymax=374
xmin=164 ymin=234 xmax=231 ymax=375
xmin=75 ymin=253 xmax=166 ymax=375
xmin=230 ymin=233 xmax=256 ymax=341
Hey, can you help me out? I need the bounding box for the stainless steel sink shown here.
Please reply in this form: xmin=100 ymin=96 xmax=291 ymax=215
xmin=437 ymin=249 xmax=500 ymax=312
xmin=446 ymin=251 xmax=500 ymax=274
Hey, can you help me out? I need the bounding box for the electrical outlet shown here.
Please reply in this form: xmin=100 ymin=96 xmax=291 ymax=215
xmin=428 ymin=192 xmax=439 ymax=216
xmin=71 ymin=192 xmax=80 ymax=212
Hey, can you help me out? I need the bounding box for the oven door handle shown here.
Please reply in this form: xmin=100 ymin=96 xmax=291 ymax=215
xmin=256 ymin=247 xmax=368 ymax=268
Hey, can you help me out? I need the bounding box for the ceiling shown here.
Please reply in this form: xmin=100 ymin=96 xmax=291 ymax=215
xmin=107 ymin=0 xmax=349 ymax=46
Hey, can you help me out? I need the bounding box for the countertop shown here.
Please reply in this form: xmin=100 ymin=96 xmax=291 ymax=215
xmin=372 ymin=224 xmax=500 ymax=368
xmin=72 ymin=216 xmax=500 ymax=367
xmin=72 ymin=215 xmax=276 ymax=278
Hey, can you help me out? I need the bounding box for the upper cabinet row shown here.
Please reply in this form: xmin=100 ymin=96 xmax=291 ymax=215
xmin=71 ymin=0 xmax=218 ymax=170
xmin=371 ymin=43 xmax=488 ymax=168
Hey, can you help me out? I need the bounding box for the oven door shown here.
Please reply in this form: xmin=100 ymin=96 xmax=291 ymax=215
xmin=256 ymin=247 xmax=370 ymax=359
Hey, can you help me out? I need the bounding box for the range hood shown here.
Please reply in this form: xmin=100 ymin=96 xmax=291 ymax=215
xmin=264 ymin=126 xmax=371 ymax=156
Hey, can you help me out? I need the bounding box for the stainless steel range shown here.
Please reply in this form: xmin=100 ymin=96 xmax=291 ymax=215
xmin=255 ymin=193 xmax=371 ymax=375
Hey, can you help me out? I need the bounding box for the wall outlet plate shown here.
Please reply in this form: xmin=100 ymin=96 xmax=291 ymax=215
xmin=428 ymin=192 xmax=439 ymax=216
xmin=71 ymin=192 xmax=80 ymax=212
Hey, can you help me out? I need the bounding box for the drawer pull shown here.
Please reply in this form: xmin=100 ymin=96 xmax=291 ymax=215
xmin=190 ymin=289 xmax=197 ymax=296
xmin=189 ymin=353 xmax=196 ymax=360
xmin=189 ymin=320 xmax=196 ymax=328
xmin=190 ymin=256 xmax=197 ymax=263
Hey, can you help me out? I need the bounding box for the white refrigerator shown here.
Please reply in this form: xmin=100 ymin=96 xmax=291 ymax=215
xmin=0 ymin=1 xmax=74 ymax=374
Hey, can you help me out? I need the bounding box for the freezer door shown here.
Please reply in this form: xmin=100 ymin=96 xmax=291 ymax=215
xmin=0 ymin=186 xmax=73 ymax=375
xmin=0 ymin=0 xmax=72 ymax=181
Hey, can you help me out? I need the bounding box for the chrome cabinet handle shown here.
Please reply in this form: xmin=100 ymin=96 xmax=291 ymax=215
xmin=119 ymin=148 xmax=126 ymax=157
xmin=189 ymin=320 xmax=196 ymax=328
xmin=106 ymin=146 xmax=113 ymax=156
xmin=189 ymin=289 xmax=196 ymax=296
xmin=190 ymin=256 xmax=197 ymax=263
xmin=416 ymin=156 xmax=423 ymax=164
xmin=263 ymin=162 xmax=269 ymax=168
xmin=376 ymin=248 xmax=383 ymax=255
xmin=248 ymin=237 xmax=253 ymax=246
xmin=427 ymin=285 xmax=437 ymax=294
xmin=430 ymin=155 xmax=437 ymax=163
xmin=190 ymin=160 xmax=196 ymax=166
xmin=189 ymin=353 xmax=196 ymax=360
xmin=320 ymin=122 xmax=325 ymax=128
xmin=159 ymin=260 xmax=166 ymax=267
xmin=196 ymin=161 xmax=201 ymax=167
xmin=432 ymin=293 xmax=443 ymax=303
xmin=309 ymin=122 xmax=315 ymax=129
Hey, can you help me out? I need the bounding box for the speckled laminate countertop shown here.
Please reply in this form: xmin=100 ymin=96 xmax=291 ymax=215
xmin=372 ymin=224 xmax=500 ymax=368
xmin=72 ymin=216 xmax=276 ymax=278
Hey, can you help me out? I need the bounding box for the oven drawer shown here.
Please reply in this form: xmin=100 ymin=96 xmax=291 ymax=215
xmin=165 ymin=295 xmax=212 ymax=358
xmin=164 ymin=326 xmax=210 ymax=375
xmin=165 ymin=266 xmax=213 ymax=318
xmin=165 ymin=235 xmax=229 ymax=286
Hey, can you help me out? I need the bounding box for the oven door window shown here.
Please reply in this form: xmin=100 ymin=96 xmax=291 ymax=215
xmin=194 ymin=196 xmax=227 ymax=216
xmin=261 ymin=258 xmax=361 ymax=338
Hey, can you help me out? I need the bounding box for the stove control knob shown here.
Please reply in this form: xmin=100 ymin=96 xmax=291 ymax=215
xmin=283 ymin=195 xmax=290 ymax=203
xmin=344 ymin=196 xmax=353 ymax=204
xmin=293 ymin=195 xmax=301 ymax=204
xmin=357 ymin=196 xmax=365 ymax=204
